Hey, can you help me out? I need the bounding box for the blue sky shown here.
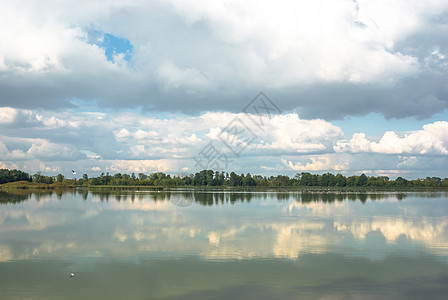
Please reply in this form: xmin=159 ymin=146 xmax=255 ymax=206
xmin=0 ymin=0 xmax=447 ymax=179
xmin=88 ymin=31 xmax=133 ymax=63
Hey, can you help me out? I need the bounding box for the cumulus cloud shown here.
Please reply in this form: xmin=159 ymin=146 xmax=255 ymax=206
xmin=158 ymin=61 xmax=210 ymax=91
xmin=0 ymin=107 xmax=18 ymax=124
xmin=26 ymin=139 xmax=85 ymax=161
xmin=108 ymin=159 xmax=173 ymax=173
xmin=283 ymin=154 xmax=350 ymax=172
xmin=334 ymin=121 xmax=448 ymax=155
xmin=0 ymin=137 xmax=85 ymax=163
xmin=0 ymin=141 xmax=27 ymax=160
xmin=168 ymin=0 xmax=424 ymax=83
xmin=1 ymin=105 xmax=448 ymax=177
xmin=0 ymin=0 xmax=446 ymax=118
xmin=114 ymin=112 xmax=344 ymax=159
xmin=254 ymin=114 xmax=343 ymax=153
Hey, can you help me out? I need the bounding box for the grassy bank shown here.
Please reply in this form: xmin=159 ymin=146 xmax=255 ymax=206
xmin=1 ymin=181 xmax=447 ymax=193
xmin=81 ymin=184 xmax=448 ymax=193
xmin=0 ymin=181 xmax=74 ymax=190
xmin=165 ymin=185 xmax=448 ymax=192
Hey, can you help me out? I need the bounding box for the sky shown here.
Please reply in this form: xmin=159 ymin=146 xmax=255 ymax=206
xmin=0 ymin=0 xmax=447 ymax=179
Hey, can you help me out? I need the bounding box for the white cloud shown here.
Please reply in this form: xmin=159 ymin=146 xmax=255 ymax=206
xmin=0 ymin=162 xmax=19 ymax=170
xmin=167 ymin=0 xmax=424 ymax=84
xmin=283 ymin=154 xmax=350 ymax=172
xmin=158 ymin=61 xmax=210 ymax=91
xmin=27 ymin=139 xmax=85 ymax=161
xmin=0 ymin=107 xmax=18 ymax=124
xmin=0 ymin=141 xmax=27 ymax=160
xmin=108 ymin=159 xmax=173 ymax=173
xmin=0 ymin=135 xmax=86 ymax=163
xmin=0 ymin=0 xmax=446 ymax=119
xmin=0 ymin=107 xmax=80 ymax=129
xmin=133 ymin=129 xmax=158 ymax=140
xmin=334 ymin=121 xmax=448 ymax=155
xmin=39 ymin=162 xmax=60 ymax=172
xmin=255 ymin=114 xmax=343 ymax=153
xmin=114 ymin=128 xmax=131 ymax=140
xmin=113 ymin=112 xmax=343 ymax=159
xmin=1 ymin=106 xmax=448 ymax=177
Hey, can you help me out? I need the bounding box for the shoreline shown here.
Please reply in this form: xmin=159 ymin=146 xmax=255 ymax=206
xmin=1 ymin=181 xmax=447 ymax=193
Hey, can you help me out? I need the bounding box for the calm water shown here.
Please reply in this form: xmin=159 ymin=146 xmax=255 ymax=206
xmin=0 ymin=190 xmax=447 ymax=299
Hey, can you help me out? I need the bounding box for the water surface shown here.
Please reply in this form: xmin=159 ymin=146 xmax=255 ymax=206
xmin=0 ymin=190 xmax=447 ymax=299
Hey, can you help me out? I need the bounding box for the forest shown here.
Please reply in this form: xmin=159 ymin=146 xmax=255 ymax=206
xmin=1 ymin=168 xmax=447 ymax=188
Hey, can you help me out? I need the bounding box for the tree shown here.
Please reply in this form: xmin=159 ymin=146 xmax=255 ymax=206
xmin=300 ymin=173 xmax=312 ymax=186
xmin=33 ymin=172 xmax=43 ymax=183
xmin=335 ymin=173 xmax=346 ymax=186
xmin=242 ymin=173 xmax=256 ymax=186
xmin=56 ymin=174 xmax=64 ymax=182
xmin=184 ymin=176 xmax=192 ymax=185
xmin=206 ymin=170 xmax=214 ymax=185
xmin=33 ymin=172 xmax=53 ymax=184
xmin=357 ymin=174 xmax=368 ymax=186
xmin=138 ymin=173 xmax=148 ymax=180
xmin=229 ymin=172 xmax=242 ymax=186
xmin=0 ymin=169 xmax=31 ymax=184
xmin=346 ymin=176 xmax=358 ymax=186
xmin=321 ymin=173 xmax=336 ymax=186
xmin=213 ymin=171 xmax=224 ymax=186
xmin=193 ymin=170 xmax=207 ymax=186
xmin=395 ymin=176 xmax=408 ymax=186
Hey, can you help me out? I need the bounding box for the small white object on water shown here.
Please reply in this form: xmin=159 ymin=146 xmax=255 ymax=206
xmin=70 ymin=273 xmax=75 ymax=278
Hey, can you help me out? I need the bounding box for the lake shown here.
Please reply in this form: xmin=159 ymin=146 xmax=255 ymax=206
xmin=0 ymin=189 xmax=447 ymax=299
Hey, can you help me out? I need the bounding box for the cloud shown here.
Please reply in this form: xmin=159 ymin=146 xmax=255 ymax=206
xmin=158 ymin=61 xmax=210 ymax=91
xmin=254 ymin=114 xmax=343 ymax=153
xmin=107 ymin=159 xmax=174 ymax=173
xmin=0 ymin=0 xmax=446 ymax=119
xmin=0 ymin=107 xmax=18 ymax=124
xmin=0 ymin=136 xmax=85 ymax=162
xmin=1 ymin=106 xmax=448 ymax=178
xmin=26 ymin=139 xmax=86 ymax=161
xmin=113 ymin=112 xmax=343 ymax=159
xmin=283 ymin=155 xmax=350 ymax=172
xmin=334 ymin=121 xmax=448 ymax=155
xmin=0 ymin=141 xmax=27 ymax=160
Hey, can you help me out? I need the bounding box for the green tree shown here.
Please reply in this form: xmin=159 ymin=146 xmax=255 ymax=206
xmin=242 ymin=173 xmax=256 ymax=186
xmin=138 ymin=173 xmax=148 ymax=180
xmin=357 ymin=174 xmax=368 ymax=186
xmin=229 ymin=172 xmax=242 ymax=186
xmin=300 ymin=173 xmax=312 ymax=186
xmin=56 ymin=174 xmax=64 ymax=182
xmin=335 ymin=173 xmax=346 ymax=186
xmin=395 ymin=176 xmax=408 ymax=186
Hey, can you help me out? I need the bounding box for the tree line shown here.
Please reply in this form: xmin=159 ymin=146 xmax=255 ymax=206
xmin=1 ymin=168 xmax=447 ymax=188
